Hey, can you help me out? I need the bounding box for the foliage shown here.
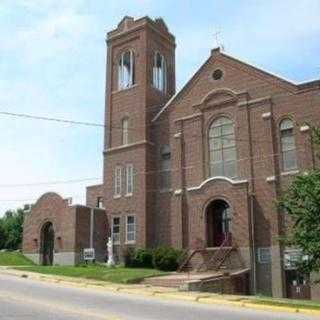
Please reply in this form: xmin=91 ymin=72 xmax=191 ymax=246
xmin=152 ymin=246 xmax=186 ymax=271
xmin=14 ymin=265 xmax=166 ymax=284
xmin=279 ymin=126 xmax=320 ymax=274
xmin=0 ymin=208 xmax=27 ymax=250
xmin=125 ymin=247 xmax=186 ymax=271
xmin=0 ymin=251 xmax=34 ymax=266
xmin=125 ymin=248 xmax=154 ymax=268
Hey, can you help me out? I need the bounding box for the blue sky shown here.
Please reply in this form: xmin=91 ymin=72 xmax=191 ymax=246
xmin=0 ymin=0 xmax=319 ymax=215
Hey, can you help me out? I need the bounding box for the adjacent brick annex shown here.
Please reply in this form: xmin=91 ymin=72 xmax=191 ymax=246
xmin=23 ymin=16 xmax=320 ymax=300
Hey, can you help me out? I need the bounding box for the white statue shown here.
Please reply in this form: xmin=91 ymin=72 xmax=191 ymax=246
xmin=107 ymin=237 xmax=115 ymax=267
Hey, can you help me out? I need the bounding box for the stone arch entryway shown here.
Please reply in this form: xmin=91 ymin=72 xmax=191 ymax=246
xmin=40 ymin=222 xmax=55 ymax=266
xmin=206 ymin=199 xmax=232 ymax=247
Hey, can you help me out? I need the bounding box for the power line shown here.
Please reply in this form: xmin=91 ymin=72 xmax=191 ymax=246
xmin=0 ymin=111 xmax=105 ymax=128
xmin=0 ymin=177 xmax=101 ymax=188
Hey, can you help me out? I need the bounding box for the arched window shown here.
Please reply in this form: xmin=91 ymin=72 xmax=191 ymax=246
xmin=118 ymin=50 xmax=134 ymax=90
xmin=153 ymin=52 xmax=166 ymax=92
xmin=160 ymin=145 xmax=171 ymax=190
xmin=122 ymin=118 xmax=129 ymax=145
xmin=209 ymin=117 xmax=236 ymax=178
xmin=280 ymin=119 xmax=297 ymax=172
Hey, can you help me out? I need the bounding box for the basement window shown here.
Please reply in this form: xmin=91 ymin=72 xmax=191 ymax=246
xmin=257 ymin=247 xmax=271 ymax=264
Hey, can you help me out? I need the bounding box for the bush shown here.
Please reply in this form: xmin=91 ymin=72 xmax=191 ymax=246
xmin=135 ymin=248 xmax=153 ymax=268
xmin=124 ymin=248 xmax=153 ymax=268
xmin=152 ymin=246 xmax=186 ymax=271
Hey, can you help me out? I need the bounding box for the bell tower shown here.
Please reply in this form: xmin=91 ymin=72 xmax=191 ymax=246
xmin=103 ymin=16 xmax=176 ymax=252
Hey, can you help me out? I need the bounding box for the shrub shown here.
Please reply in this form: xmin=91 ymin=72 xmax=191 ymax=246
xmin=134 ymin=248 xmax=153 ymax=268
xmin=124 ymin=247 xmax=136 ymax=268
xmin=152 ymin=246 xmax=186 ymax=271
xmin=124 ymin=248 xmax=153 ymax=268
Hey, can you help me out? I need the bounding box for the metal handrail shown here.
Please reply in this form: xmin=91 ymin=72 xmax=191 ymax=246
xmin=177 ymin=248 xmax=206 ymax=272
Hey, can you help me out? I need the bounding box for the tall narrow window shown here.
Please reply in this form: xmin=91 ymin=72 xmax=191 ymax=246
xmin=118 ymin=50 xmax=134 ymax=90
xmin=280 ymin=119 xmax=297 ymax=172
xmin=126 ymin=164 xmax=133 ymax=196
xmin=153 ymin=52 xmax=166 ymax=92
xmin=160 ymin=145 xmax=171 ymax=190
xmin=122 ymin=118 xmax=129 ymax=145
xmin=209 ymin=117 xmax=237 ymax=178
xmin=112 ymin=217 xmax=120 ymax=244
xmin=126 ymin=215 xmax=136 ymax=243
xmin=114 ymin=166 xmax=122 ymax=197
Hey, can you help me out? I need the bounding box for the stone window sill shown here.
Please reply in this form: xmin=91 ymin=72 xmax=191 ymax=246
xmin=112 ymin=84 xmax=138 ymax=95
xmin=281 ymin=170 xmax=299 ymax=176
xmin=125 ymin=241 xmax=136 ymax=245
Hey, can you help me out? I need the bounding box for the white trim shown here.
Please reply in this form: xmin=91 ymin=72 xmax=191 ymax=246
xmin=281 ymin=170 xmax=300 ymax=176
xmin=104 ymin=140 xmax=154 ymax=154
xmin=126 ymin=163 xmax=134 ymax=196
xmin=111 ymin=216 xmax=120 ymax=245
xmin=262 ymin=112 xmax=271 ymax=120
xmin=125 ymin=215 xmax=136 ymax=244
xmin=266 ymin=176 xmax=276 ymax=182
xmin=300 ymin=125 xmax=310 ymax=132
xmin=114 ymin=166 xmax=122 ymax=197
xmin=174 ymin=132 xmax=182 ymax=139
xmin=174 ymin=189 xmax=182 ymax=195
xmin=187 ymin=176 xmax=248 ymax=191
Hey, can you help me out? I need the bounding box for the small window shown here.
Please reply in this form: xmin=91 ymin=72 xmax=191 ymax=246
xmin=126 ymin=164 xmax=133 ymax=196
xmin=122 ymin=118 xmax=129 ymax=145
xmin=160 ymin=145 xmax=171 ymax=190
xmin=96 ymin=197 xmax=104 ymax=209
xmin=209 ymin=117 xmax=237 ymax=178
xmin=280 ymin=119 xmax=297 ymax=172
xmin=114 ymin=166 xmax=122 ymax=197
xmin=112 ymin=217 xmax=120 ymax=244
xmin=257 ymin=247 xmax=271 ymax=264
xmin=153 ymin=52 xmax=166 ymax=92
xmin=118 ymin=50 xmax=135 ymax=90
xmin=212 ymin=69 xmax=223 ymax=80
xmin=126 ymin=215 xmax=136 ymax=243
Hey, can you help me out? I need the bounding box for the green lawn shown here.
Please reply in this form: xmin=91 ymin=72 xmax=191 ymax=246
xmin=0 ymin=251 xmax=34 ymax=266
xmin=247 ymin=296 xmax=320 ymax=311
xmin=14 ymin=265 xmax=167 ymax=284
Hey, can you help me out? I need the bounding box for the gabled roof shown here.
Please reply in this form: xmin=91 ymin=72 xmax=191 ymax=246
xmin=152 ymin=47 xmax=320 ymax=122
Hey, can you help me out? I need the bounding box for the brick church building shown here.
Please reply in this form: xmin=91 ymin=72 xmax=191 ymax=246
xmin=23 ymin=16 xmax=320 ymax=300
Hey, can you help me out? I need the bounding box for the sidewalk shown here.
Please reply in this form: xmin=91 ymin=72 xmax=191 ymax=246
xmin=1 ymin=266 xmax=319 ymax=317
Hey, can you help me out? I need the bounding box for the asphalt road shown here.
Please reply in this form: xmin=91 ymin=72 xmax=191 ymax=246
xmin=0 ymin=273 xmax=318 ymax=320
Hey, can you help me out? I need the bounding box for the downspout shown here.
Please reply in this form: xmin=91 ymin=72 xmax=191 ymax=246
xmin=245 ymin=99 xmax=257 ymax=295
xmin=250 ymin=194 xmax=257 ymax=294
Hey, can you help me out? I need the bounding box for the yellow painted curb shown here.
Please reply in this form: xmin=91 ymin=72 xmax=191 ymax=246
xmin=243 ymin=302 xmax=298 ymax=313
xmin=3 ymin=269 xmax=320 ymax=316
xmin=154 ymin=292 xmax=198 ymax=302
xmin=117 ymin=288 xmax=157 ymax=296
xmin=296 ymin=308 xmax=320 ymax=316
xmin=198 ymin=297 xmax=245 ymax=307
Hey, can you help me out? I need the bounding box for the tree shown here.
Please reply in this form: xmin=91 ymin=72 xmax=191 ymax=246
xmin=0 ymin=219 xmax=7 ymax=249
xmin=0 ymin=207 xmax=27 ymax=250
xmin=279 ymin=127 xmax=320 ymax=274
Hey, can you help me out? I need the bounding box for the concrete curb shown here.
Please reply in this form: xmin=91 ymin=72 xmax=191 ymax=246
xmin=1 ymin=268 xmax=320 ymax=317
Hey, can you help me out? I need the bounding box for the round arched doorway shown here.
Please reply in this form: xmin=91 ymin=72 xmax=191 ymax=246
xmin=40 ymin=222 xmax=55 ymax=265
xmin=206 ymin=199 xmax=232 ymax=247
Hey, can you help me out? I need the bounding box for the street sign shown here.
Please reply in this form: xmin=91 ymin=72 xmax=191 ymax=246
xmin=83 ymin=248 xmax=95 ymax=261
